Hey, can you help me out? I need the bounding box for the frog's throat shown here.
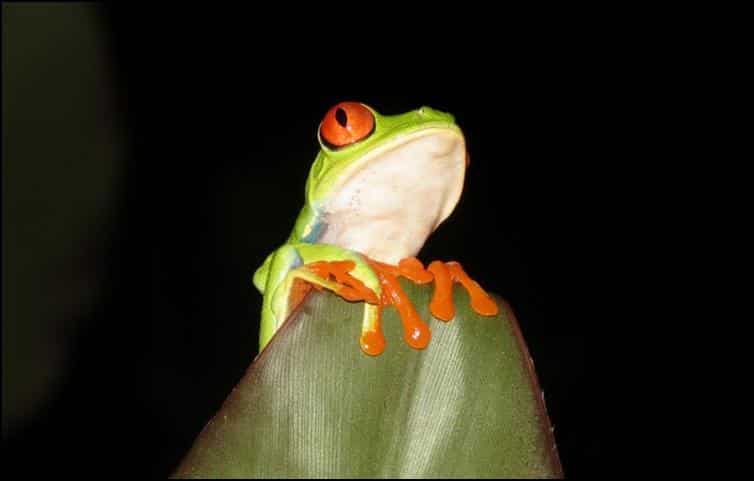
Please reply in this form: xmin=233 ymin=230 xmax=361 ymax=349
xmin=316 ymin=127 xmax=467 ymax=265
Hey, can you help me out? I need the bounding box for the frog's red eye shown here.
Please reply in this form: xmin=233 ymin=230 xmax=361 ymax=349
xmin=319 ymin=102 xmax=375 ymax=149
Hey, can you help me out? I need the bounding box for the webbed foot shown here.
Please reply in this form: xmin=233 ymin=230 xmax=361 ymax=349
xmin=299 ymin=256 xmax=498 ymax=357
xmin=427 ymin=260 xmax=499 ymax=321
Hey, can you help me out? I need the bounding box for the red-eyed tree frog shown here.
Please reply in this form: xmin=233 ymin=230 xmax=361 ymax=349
xmin=253 ymin=102 xmax=497 ymax=356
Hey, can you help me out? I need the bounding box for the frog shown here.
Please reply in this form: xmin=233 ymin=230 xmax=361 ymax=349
xmin=253 ymin=101 xmax=497 ymax=356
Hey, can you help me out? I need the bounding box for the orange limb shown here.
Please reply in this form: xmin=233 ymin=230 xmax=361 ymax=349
xmin=304 ymin=260 xmax=386 ymax=356
xmin=369 ymin=256 xmax=433 ymax=284
xmin=446 ymin=261 xmax=499 ymax=316
xmin=376 ymin=268 xmax=431 ymax=349
xmin=302 ymin=256 xmax=496 ymax=356
xmin=305 ymin=260 xmax=379 ymax=304
xmin=427 ymin=261 xmax=455 ymax=321
xmin=367 ymin=258 xmax=402 ymax=278
xmin=305 ymin=262 xmax=329 ymax=291
xmin=367 ymin=256 xmax=436 ymax=349
xmin=327 ymin=260 xmax=380 ymax=304
xmin=398 ymin=257 xmax=434 ymax=284
xmin=359 ymin=305 xmax=386 ymax=356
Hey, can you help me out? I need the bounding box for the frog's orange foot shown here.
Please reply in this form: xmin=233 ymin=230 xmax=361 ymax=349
xmin=428 ymin=260 xmax=499 ymax=321
xmin=305 ymin=260 xmax=379 ymax=304
xmin=304 ymin=256 xmax=497 ymax=357
xmin=367 ymin=257 xmax=432 ymax=350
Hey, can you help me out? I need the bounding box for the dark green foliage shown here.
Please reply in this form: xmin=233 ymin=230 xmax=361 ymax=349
xmin=174 ymin=280 xmax=562 ymax=478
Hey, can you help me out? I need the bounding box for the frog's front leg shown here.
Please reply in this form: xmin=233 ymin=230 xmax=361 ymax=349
xmin=259 ymin=243 xmax=383 ymax=353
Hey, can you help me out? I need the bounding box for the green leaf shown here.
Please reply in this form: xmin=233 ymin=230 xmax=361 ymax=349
xmin=173 ymin=280 xmax=562 ymax=478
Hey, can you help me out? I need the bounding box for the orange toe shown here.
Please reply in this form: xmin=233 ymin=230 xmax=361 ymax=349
xmin=447 ymin=262 xmax=499 ymax=316
xmin=428 ymin=260 xmax=455 ymax=321
xmin=359 ymin=305 xmax=386 ymax=356
xmin=378 ymin=269 xmax=431 ymax=350
xmin=398 ymin=257 xmax=434 ymax=284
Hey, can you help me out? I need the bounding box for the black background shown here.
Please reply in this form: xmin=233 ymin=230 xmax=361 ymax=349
xmin=3 ymin=6 xmax=642 ymax=477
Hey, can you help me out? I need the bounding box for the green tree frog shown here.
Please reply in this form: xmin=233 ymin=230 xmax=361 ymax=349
xmin=253 ymin=102 xmax=497 ymax=356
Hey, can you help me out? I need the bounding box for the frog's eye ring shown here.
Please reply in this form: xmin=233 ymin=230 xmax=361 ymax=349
xmin=319 ymin=101 xmax=375 ymax=149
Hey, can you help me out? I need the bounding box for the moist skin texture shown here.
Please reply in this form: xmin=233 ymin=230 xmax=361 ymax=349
xmin=319 ymin=131 xmax=466 ymax=265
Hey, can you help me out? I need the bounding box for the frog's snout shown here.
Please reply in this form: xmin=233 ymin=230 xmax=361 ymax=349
xmin=417 ymin=106 xmax=456 ymax=124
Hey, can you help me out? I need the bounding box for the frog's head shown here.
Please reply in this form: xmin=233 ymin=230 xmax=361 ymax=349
xmin=306 ymin=102 xmax=468 ymax=264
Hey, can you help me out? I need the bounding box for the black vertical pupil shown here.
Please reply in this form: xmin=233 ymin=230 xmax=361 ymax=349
xmin=335 ymin=108 xmax=348 ymax=127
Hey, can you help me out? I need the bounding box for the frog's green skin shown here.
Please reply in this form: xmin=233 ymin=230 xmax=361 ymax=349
xmin=253 ymin=104 xmax=467 ymax=351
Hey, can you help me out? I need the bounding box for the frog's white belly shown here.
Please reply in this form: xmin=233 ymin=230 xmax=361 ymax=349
xmin=319 ymin=131 xmax=466 ymax=265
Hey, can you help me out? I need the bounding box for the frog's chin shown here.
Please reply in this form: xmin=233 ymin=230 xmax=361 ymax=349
xmin=318 ymin=128 xmax=467 ymax=265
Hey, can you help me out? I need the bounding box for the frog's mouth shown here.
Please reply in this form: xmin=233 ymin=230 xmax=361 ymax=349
xmin=318 ymin=128 xmax=467 ymax=265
